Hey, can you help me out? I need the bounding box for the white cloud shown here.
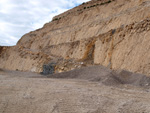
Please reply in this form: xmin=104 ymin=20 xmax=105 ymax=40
xmin=0 ymin=0 xmax=90 ymax=46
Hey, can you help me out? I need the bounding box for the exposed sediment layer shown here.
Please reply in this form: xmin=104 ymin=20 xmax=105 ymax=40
xmin=1 ymin=0 xmax=150 ymax=75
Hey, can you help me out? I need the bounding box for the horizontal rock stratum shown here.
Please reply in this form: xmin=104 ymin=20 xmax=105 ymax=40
xmin=1 ymin=0 xmax=150 ymax=75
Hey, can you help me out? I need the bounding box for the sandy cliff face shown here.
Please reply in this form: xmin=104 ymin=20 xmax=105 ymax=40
xmin=1 ymin=0 xmax=150 ymax=75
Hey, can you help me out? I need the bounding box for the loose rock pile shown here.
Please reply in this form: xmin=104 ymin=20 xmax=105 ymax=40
xmin=48 ymin=65 xmax=150 ymax=87
xmin=41 ymin=63 xmax=56 ymax=75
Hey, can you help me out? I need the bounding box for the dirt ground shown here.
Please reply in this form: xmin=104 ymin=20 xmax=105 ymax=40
xmin=1 ymin=66 xmax=150 ymax=113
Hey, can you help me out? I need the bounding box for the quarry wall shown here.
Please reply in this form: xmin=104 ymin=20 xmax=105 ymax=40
xmin=1 ymin=0 xmax=150 ymax=75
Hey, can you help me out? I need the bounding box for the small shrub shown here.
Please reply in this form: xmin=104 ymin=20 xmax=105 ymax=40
xmin=100 ymin=3 xmax=105 ymax=5
xmin=100 ymin=0 xmax=112 ymax=5
xmin=53 ymin=18 xmax=59 ymax=21
xmin=107 ymin=0 xmax=111 ymax=3
xmin=82 ymin=2 xmax=85 ymax=5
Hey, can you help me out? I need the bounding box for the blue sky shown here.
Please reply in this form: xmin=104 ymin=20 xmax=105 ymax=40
xmin=0 ymin=0 xmax=90 ymax=46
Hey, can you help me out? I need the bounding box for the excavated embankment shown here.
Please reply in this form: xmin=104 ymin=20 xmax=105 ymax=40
xmin=1 ymin=0 xmax=150 ymax=76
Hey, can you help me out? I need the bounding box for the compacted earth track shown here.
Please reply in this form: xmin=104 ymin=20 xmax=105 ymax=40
xmin=1 ymin=66 xmax=150 ymax=113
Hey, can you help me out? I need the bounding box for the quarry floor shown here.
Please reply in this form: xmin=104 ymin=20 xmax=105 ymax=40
xmin=1 ymin=69 xmax=150 ymax=113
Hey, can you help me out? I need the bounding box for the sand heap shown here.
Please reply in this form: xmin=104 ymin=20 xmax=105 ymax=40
xmin=1 ymin=0 xmax=150 ymax=75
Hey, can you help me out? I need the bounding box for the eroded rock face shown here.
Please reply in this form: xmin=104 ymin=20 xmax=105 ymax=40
xmin=1 ymin=0 xmax=150 ymax=75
